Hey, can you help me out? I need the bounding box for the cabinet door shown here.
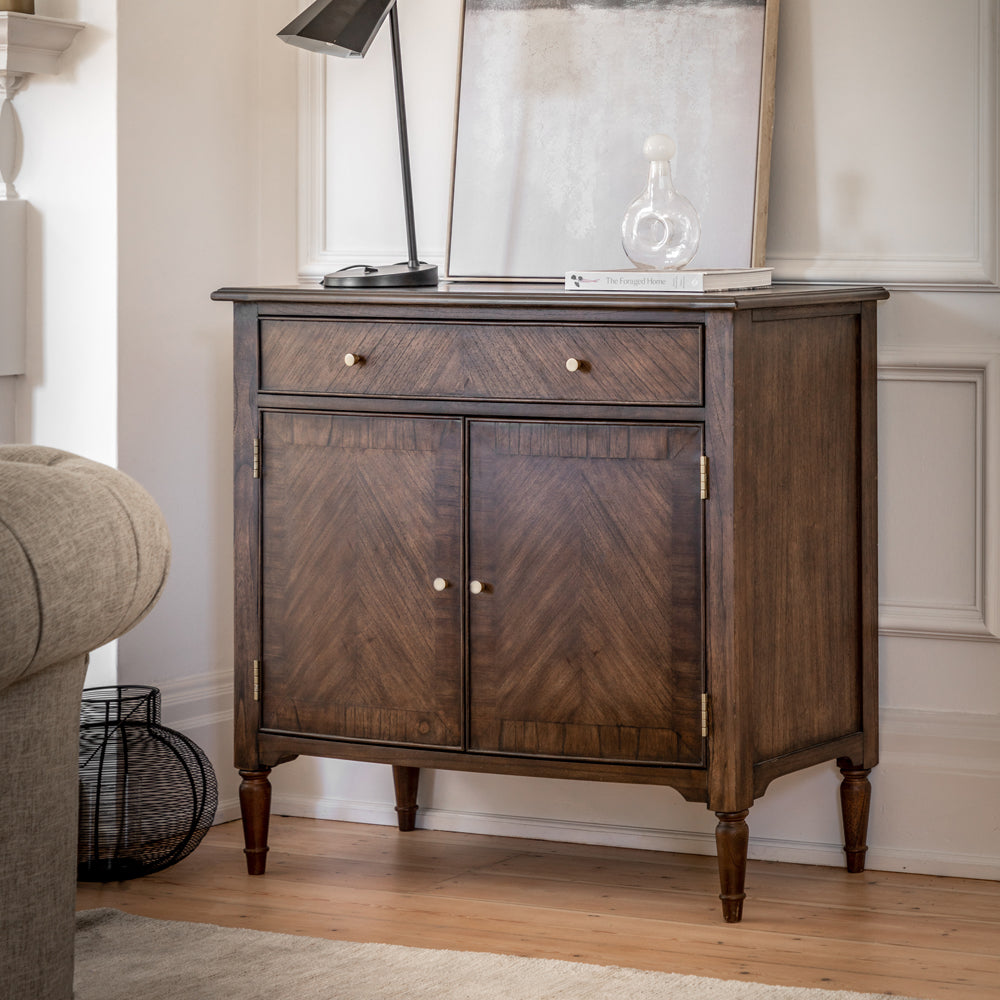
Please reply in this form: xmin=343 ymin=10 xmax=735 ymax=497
xmin=469 ymin=421 xmax=705 ymax=766
xmin=259 ymin=411 xmax=463 ymax=749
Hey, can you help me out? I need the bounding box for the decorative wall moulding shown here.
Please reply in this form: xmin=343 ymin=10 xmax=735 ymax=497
xmin=769 ymin=252 xmax=1000 ymax=292
xmin=878 ymin=350 xmax=1000 ymax=642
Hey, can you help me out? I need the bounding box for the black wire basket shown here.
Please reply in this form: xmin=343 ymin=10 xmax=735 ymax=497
xmin=78 ymin=685 xmax=218 ymax=881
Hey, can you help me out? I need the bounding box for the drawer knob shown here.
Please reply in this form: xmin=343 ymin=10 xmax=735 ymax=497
xmin=433 ymin=577 xmax=450 ymax=592
xmin=469 ymin=580 xmax=488 ymax=595
xmin=344 ymin=353 xmax=363 ymax=367
xmin=565 ymin=357 xmax=586 ymax=372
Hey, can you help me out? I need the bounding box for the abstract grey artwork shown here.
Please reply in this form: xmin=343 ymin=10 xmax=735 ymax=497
xmin=447 ymin=0 xmax=775 ymax=279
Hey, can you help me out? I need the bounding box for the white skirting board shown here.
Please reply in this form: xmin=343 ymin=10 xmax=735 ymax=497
xmin=0 ymin=198 xmax=26 ymax=376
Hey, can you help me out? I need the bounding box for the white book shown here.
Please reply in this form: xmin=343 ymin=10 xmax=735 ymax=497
xmin=564 ymin=267 xmax=773 ymax=293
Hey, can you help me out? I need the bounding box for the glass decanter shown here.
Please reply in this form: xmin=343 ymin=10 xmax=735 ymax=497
xmin=621 ymin=134 xmax=701 ymax=270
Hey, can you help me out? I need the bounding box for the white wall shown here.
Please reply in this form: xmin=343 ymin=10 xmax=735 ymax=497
xmin=267 ymin=0 xmax=1000 ymax=882
xmin=113 ymin=0 xmax=298 ymax=803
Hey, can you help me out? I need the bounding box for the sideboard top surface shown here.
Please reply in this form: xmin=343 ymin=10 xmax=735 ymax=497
xmin=212 ymin=282 xmax=889 ymax=313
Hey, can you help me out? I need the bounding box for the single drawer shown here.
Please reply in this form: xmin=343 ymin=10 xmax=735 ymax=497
xmin=259 ymin=320 xmax=703 ymax=405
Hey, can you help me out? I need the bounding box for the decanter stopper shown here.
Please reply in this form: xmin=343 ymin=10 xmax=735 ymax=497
xmin=621 ymin=134 xmax=701 ymax=270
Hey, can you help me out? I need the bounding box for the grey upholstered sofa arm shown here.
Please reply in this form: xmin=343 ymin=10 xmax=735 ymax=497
xmin=0 ymin=445 xmax=170 ymax=689
xmin=0 ymin=445 xmax=171 ymax=1000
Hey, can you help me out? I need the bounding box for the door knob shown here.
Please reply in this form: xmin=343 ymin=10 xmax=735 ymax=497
xmin=344 ymin=353 xmax=363 ymax=367
xmin=469 ymin=580 xmax=488 ymax=595
xmin=433 ymin=578 xmax=450 ymax=592
xmin=565 ymin=357 xmax=587 ymax=372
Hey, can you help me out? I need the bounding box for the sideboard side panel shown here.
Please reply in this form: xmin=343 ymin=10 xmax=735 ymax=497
xmin=233 ymin=303 xmax=263 ymax=771
xmin=736 ymin=307 xmax=866 ymax=761
xmin=703 ymin=310 xmax=750 ymax=812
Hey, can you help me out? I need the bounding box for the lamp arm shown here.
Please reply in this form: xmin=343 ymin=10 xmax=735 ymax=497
xmin=388 ymin=4 xmax=420 ymax=269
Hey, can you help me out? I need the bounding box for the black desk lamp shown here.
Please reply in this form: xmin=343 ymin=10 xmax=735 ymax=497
xmin=279 ymin=0 xmax=438 ymax=288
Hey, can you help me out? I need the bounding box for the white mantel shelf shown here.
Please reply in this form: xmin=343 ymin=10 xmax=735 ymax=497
xmin=0 ymin=11 xmax=85 ymax=77
xmin=1 ymin=11 xmax=85 ymax=378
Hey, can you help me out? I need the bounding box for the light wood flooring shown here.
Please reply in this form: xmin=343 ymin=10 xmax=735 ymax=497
xmin=76 ymin=816 xmax=999 ymax=999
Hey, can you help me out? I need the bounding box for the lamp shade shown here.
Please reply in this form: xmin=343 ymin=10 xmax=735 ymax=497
xmin=278 ymin=0 xmax=394 ymax=58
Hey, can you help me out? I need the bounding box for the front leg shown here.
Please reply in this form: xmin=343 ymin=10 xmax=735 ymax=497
xmin=715 ymin=809 xmax=750 ymax=923
xmin=239 ymin=768 xmax=272 ymax=875
xmin=838 ymin=757 xmax=872 ymax=873
xmin=392 ymin=765 xmax=420 ymax=832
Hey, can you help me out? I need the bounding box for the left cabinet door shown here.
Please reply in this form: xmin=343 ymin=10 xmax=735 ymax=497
xmin=258 ymin=411 xmax=464 ymax=749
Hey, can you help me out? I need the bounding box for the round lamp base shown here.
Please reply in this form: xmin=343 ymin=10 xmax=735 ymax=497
xmin=322 ymin=261 xmax=438 ymax=288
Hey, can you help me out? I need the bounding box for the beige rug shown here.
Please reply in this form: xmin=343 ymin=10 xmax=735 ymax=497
xmin=75 ymin=908 xmax=921 ymax=1000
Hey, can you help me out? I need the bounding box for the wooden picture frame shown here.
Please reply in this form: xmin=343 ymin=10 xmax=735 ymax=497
xmin=445 ymin=0 xmax=779 ymax=281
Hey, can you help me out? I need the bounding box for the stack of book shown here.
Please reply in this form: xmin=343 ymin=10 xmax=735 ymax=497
xmin=564 ymin=267 xmax=773 ymax=293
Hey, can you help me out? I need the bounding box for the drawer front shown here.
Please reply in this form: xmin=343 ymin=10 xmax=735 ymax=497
xmin=259 ymin=320 xmax=703 ymax=405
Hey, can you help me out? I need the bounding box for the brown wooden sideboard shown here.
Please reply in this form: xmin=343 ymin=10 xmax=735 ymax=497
xmin=213 ymin=282 xmax=887 ymax=923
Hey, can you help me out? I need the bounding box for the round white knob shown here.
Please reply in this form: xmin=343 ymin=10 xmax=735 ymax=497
xmin=344 ymin=353 xmax=362 ymax=367
xmin=469 ymin=580 xmax=486 ymax=595
xmin=433 ymin=578 xmax=449 ymax=592
xmin=566 ymin=358 xmax=583 ymax=372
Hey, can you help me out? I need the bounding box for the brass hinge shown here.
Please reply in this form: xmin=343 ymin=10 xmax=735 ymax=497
xmin=253 ymin=438 xmax=261 ymax=479
xmin=701 ymin=693 xmax=709 ymax=738
xmin=700 ymin=455 xmax=709 ymax=500
xmin=253 ymin=660 xmax=261 ymax=701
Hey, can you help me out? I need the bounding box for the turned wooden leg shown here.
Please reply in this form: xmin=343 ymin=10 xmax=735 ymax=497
xmin=838 ymin=758 xmax=872 ymax=874
xmin=715 ymin=810 xmax=750 ymax=923
xmin=392 ymin=765 xmax=420 ymax=832
xmin=239 ymin=768 xmax=272 ymax=875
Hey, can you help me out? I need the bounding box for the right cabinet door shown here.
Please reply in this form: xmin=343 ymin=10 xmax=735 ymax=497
xmin=468 ymin=420 xmax=706 ymax=766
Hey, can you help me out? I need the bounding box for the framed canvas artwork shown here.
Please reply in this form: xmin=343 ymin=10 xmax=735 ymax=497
xmin=446 ymin=0 xmax=779 ymax=280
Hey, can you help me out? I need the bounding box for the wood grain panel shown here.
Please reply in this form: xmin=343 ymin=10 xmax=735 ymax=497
xmin=468 ymin=420 xmax=705 ymax=765
xmin=259 ymin=411 xmax=462 ymax=748
xmin=736 ymin=314 xmax=863 ymax=761
xmin=233 ymin=303 xmax=264 ymax=770
xmin=259 ymin=321 xmax=703 ymax=405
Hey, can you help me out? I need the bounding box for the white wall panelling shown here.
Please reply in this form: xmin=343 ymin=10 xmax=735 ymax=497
xmin=767 ymin=0 xmax=999 ymax=289
xmin=878 ymin=349 xmax=1000 ymax=640
xmin=871 ymin=707 xmax=1000 ymax=878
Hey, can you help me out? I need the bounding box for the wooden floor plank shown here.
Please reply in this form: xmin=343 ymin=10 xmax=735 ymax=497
xmin=76 ymin=817 xmax=1000 ymax=1000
